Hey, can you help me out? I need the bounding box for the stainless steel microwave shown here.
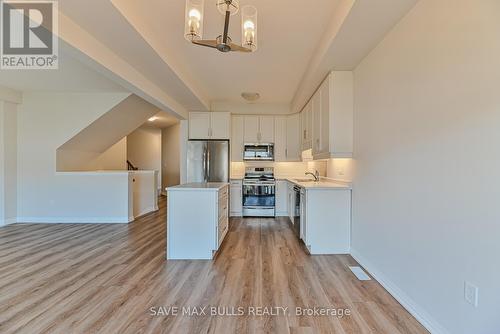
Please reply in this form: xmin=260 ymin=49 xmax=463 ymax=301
xmin=243 ymin=143 xmax=274 ymax=161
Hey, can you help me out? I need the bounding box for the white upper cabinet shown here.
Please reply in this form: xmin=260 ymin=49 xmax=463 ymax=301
xmin=211 ymin=112 xmax=231 ymax=139
xmin=286 ymin=113 xmax=301 ymax=161
xmin=229 ymin=113 xmax=302 ymax=163
xmin=312 ymin=89 xmax=322 ymax=155
xmin=309 ymin=71 xmax=353 ymax=159
xmin=320 ymin=77 xmax=331 ymax=155
xmin=243 ymin=116 xmax=260 ymax=143
xmin=243 ymin=115 xmax=274 ymax=144
xmin=189 ymin=112 xmax=230 ymax=140
xmin=301 ymin=101 xmax=312 ymax=151
xmin=274 ymin=116 xmax=287 ymax=162
xmin=231 ymin=115 xmax=244 ymax=162
xmin=189 ymin=112 xmax=211 ymax=139
xmin=259 ymin=116 xmax=275 ymax=143
xmin=274 ymin=115 xmax=301 ymax=162
xmin=329 ymin=71 xmax=353 ymax=158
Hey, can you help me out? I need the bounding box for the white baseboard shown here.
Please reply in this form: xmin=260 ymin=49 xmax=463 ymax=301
xmin=350 ymin=249 xmax=449 ymax=334
xmin=17 ymin=216 xmax=132 ymax=224
xmin=0 ymin=218 xmax=17 ymax=227
xmin=134 ymin=205 xmax=158 ymax=219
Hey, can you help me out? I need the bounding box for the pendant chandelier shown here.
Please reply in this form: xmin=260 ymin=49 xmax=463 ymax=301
xmin=184 ymin=0 xmax=258 ymax=53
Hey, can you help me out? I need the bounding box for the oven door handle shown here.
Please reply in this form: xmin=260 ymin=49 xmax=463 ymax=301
xmin=243 ymin=182 xmax=276 ymax=186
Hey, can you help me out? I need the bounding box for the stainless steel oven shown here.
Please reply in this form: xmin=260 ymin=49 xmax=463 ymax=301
xmin=243 ymin=143 xmax=274 ymax=161
xmin=242 ymin=167 xmax=276 ymax=217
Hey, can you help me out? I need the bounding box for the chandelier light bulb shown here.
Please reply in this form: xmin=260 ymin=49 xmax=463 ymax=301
xmin=243 ymin=20 xmax=255 ymax=31
xmin=241 ymin=5 xmax=258 ymax=51
xmin=189 ymin=8 xmax=201 ymax=20
xmin=184 ymin=0 xmax=205 ymax=41
xmin=184 ymin=0 xmax=258 ymax=53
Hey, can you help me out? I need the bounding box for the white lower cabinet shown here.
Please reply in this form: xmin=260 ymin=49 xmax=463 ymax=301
xmin=230 ymin=179 xmax=243 ymax=217
xmin=287 ymin=181 xmax=295 ymax=223
xmin=275 ymin=180 xmax=288 ymax=216
xmin=301 ymin=188 xmax=351 ymax=254
xmin=217 ymin=186 xmax=229 ymax=247
xmin=167 ymin=184 xmax=229 ymax=260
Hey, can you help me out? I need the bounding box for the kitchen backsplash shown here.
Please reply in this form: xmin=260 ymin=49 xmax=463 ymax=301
xmin=231 ymin=161 xmax=327 ymax=179
xmin=326 ymin=158 xmax=354 ymax=182
xmin=231 ymin=158 xmax=354 ymax=182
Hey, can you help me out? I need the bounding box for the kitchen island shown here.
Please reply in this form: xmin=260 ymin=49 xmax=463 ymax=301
xmin=166 ymin=183 xmax=229 ymax=260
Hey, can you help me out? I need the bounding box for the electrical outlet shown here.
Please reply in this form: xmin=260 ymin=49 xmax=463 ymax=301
xmin=464 ymin=281 xmax=479 ymax=307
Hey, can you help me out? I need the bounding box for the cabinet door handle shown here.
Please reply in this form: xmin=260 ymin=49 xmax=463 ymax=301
xmin=285 ymin=149 xmax=288 ymax=158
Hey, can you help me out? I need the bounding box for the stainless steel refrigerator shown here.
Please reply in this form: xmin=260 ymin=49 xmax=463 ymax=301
xmin=187 ymin=140 xmax=229 ymax=183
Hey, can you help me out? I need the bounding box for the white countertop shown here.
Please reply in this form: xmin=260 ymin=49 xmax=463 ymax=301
xmin=286 ymin=178 xmax=351 ymax=190
xmin=230 ymin=176 xmax=351 ymax=190
xmin=167 ymin=182 xmax=229 ymax=192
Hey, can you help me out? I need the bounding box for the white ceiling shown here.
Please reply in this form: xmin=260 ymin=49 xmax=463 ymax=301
xmin=110 ymin=0 xmax=341 ymax=104
xmin=51 ymin=0 xmax=419 ymax=115
xmin=145 ymin=112 xmax=180 ymax=129
xmin=291 ymin=0 xmax=419 ymax=113
xmin=59 ymin=0 xmax=209 ymax=111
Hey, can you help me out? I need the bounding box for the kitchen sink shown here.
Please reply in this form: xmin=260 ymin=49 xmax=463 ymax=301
xmin=294 ymin=179 xmax=319 ymax=183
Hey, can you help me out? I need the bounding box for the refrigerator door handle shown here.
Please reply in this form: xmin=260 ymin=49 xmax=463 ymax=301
xmin=206 ymin=146 xmax=210 ymax=182
xmin=203 ymin=145 xmax=208 ymax=183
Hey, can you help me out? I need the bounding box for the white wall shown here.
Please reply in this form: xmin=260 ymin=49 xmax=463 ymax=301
xmin=352 ymin=1 xmax=500 ymax=333
xmin=162 ymin=123 xmax=180 ymax=190
xmin=0 ymin=101 xmax=18 ymax=226
xmin=132 ymin=171 xmax=158 ymax=217
xmin=56 ymin=94 xmax=159 ymax=171
xmin=326 ymin=158 xmax=354 ymax=182
xmin=17 ymin=92 xmax=136 ymax=222
xmin=127 ymin=126 xmax=162 ymax=189
xmin=93 ymin=137 xmax=127 ymax=170
xmin=0 ymin=104 xmax=4 ymax=226
xmin=56 ymin=137 xmax=128 ymax=172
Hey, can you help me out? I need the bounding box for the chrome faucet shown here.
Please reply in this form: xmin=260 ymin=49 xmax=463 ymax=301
xmin=305 ymin=170 xmax=320 ymax=182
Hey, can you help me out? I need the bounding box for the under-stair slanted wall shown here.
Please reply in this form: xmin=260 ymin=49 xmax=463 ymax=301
xmin=57 ymin=94 xmax=161 ymax=171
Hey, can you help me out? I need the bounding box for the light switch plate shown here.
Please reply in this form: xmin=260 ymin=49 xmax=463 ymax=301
xmin=464 ymin=281 xmax=479 ymax=307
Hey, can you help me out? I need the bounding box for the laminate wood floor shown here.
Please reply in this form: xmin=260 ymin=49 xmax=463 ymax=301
xmin=0 ymin=197 xmax=428 ymax=334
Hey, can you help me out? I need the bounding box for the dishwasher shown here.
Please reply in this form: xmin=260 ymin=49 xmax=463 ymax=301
xmin=293 ymin=186 xmax=302 ymax=238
